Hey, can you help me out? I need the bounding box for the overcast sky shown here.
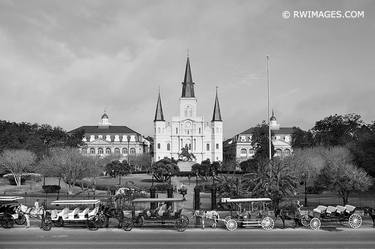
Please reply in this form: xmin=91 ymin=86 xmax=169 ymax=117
xmin=0 ymin=0 xmax=374 ymax=139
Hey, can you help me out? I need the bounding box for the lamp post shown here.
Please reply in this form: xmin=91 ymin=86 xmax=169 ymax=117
xmin=301 ymin=172 xmax=308 ymax=207
xmin=127 ymin=135 xmax=131 ymax=164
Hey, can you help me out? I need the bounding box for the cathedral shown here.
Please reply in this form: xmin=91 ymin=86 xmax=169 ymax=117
xmin=153 ymin=57 xmax=223 ymax=163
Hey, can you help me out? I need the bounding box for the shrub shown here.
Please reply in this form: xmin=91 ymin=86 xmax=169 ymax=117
xmin=42 ymin=185 xmax=61 ymax=193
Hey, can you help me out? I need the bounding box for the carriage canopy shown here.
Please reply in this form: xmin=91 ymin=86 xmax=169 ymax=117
xmin=50 ymin=199 xmax=100 ymax=205
xmin=132 ymin=198 xmax=185 ymax=203
xmin=0 ymin=196 xmax=24 ymax=203
xmin=220 ymin=198 xmax=272 ymax=203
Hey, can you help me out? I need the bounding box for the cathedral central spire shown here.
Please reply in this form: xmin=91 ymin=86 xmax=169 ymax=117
xmin=154 ymin=91 xmax=165 ymax=121
xmin=181 ymin=56 xmax=195 ymax=98
xmin=212 ymin=87 xmax=222 ymax=122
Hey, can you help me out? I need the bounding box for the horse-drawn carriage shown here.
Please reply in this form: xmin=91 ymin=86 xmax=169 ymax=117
xmin=219 ymin=197 xmax=276 ymax=231
xmin=307 ymin=204 xmax=362 ymax=230
xmin=0 ymin=196 xmax=24 ymax=228
xmin=277 ymin=202 xmax=362 ymax=230
xmin=49 ymin=199 xmax=102 ymax=231
xmin=122 ymin=197 xmax=189 ymax=232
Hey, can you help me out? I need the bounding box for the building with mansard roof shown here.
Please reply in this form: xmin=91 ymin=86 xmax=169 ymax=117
xmin=154 ymin=56 xmax=223 ymax=163
xmin=70 ymin=113 xmax=151 ymax=160
xmin=223 ymin=112 xmax=295 ymax=163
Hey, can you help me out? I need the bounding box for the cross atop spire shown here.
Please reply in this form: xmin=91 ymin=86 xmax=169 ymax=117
xmin=212 ymin=86 xmax=222 ymax=122
xmin=181 ymin=56 xmax=195 ymax=98
xmin=154 ymin=90 xmax=165 ymax=122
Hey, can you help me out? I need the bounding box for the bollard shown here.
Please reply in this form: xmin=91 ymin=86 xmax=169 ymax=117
xmin=211 ymin=185 xmax=217 ymax=210
xmin=150 ymin=187 xmax=156 ymax=210
xmin=194 ymin=187 xmax=200 ymax=210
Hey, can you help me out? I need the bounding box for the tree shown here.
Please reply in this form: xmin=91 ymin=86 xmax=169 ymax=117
xmin=317 ymin=147 xmax=373 ymax=205
xmin=0 ymin=120 xmax=84 ymax=159
xmin=151 ymin=158 xmax=179 ymax=182
xmin=241 ymin=158 xmax=298 ymax=208
xmin=36 ymin=147 xmax=101 ymax=193
xmin=251 ymin=122 xmax=275 ymax=161
xmin=239 ymin=158 xmax=257 ymax=173
xmin=346 ymin=125 xmax=375 ymax=177
xmin=312 ymin=113 xmax=363 ymax=146
xmin=127 ymin=153 xmax=152 ymax=172
xmin=105 ymin=160 xmax=132 ymax=178
xmin=291 ymin=127 xmax=314 ymax=148
xmin=0 ymin=149 xmax=36 ymax=186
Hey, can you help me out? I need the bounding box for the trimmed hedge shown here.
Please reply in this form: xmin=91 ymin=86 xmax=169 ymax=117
xmin=42 ymin=185 xmax=61 ymax=193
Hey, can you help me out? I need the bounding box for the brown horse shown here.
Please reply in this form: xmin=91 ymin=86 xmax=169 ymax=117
xmin=363 ymin=207 xmax=375 ymax=227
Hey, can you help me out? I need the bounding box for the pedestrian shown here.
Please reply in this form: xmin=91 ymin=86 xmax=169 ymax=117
xmin=34 ymin=199 xmax=40 ymax=213
xmin=25 ymin=213 xmax=30 ymax=228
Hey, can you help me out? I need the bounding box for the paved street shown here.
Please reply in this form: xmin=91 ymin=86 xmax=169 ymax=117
xmin=1 ymin=227 xmax=374 ymax=249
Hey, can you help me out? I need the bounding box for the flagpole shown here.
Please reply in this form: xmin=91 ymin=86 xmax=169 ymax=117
xmin=267 ymin=55 xmax=271 ymax=160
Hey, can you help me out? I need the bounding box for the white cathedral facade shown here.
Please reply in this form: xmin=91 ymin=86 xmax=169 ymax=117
xmin=153 ymin=57 xmax=223 ymax=163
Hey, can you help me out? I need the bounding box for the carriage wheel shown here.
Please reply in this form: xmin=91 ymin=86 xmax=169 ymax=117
xmin=1 ymin=216 xmax=14 ymax=229
xmin=87 ymin=216 xmax=99 ymax=231
xmin=122 ymin=218 xmax=133 ymax=231
xmin=225 ymin=219 xmax=237 ymax=231
xmin=53 ymin=217 xmax=64 ymax=227
xmin=261 ymin=217 xmax=274 ymax=230
xmin=175 ymin=217 xmax=189 ymax=232
xmin=42 ymin=217 xmax=52 ymax=231
xmin=135 ymin=216 xmax=144 ymax=227
xmin=15 ymin=213 xmax=26 ymax=225
xmin=180 ymin=215 xmax=190 ymax=225
xmin=301 ymin=216 xmax=310 ymax=227
xmin=310 ymin=217 xmax=321 ymax=230
xmin=97 ymin=213 xmax=106 ymax=228
xmin=348 ymin=214 xmax=362 ymax=229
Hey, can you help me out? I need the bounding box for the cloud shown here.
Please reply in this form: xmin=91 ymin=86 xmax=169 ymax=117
xmin=0 ymin=0 xmax=374 ymax=138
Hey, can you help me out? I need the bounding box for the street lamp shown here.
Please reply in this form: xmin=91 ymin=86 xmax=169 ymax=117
xmin=127 ymin=135 xmax=131 ymax=164
xmin=300 ymin=172 xmax=308 ymax=207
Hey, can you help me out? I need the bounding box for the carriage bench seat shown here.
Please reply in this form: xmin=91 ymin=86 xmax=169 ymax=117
xmin=326 ymin=206 xmax=337 ymax=214
xmin=345 ymin=205 xmax=356 ymax=213
xmin=336 ymin=205 xmax=346 ymax=214
xmin=68 ymin=208 xmax=80 ymax=219
xmin=88 ymin=207 xmax=99 ymax=217
xmin=313 ymin=205 xmax=327 ymax=214
xmin=78 ymin=208 xmax=89 ymax=219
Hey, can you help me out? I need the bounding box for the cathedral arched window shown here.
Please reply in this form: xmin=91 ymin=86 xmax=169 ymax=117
xmin=206 ymin=144 xmax=210 ymax=151
xmin=114 ymin=148 xmax=120 ymax=154
xmin=176 ymin=128 xmax=178 ymax=134
xmin=122 ymin=148 xmax=128 ymax=154
xmin=130 ymin=148 xmax=136 ymax=154
xmin=106 ymin=148 xmax=111 ymax=154
xmin=240 ymin=148 xmax=247 ymax=157
xmin=167 ymin=143 xmax=170 ymax=151
xmin=98 ymin=148 xmax=103 ymax=154
xmin=157 ymin=143 xmax=161 ymax=149
xmin=158 ymin=127 xmax=161 ymax=133
xmin=216 ymin=144 xmax=219 ymax=149
xmin=90 ymin=148 xmax=95 ymax=154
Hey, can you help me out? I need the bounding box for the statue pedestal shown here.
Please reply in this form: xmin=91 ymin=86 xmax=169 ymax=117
xmin=177 ymin=161 xmax=195 ymax=172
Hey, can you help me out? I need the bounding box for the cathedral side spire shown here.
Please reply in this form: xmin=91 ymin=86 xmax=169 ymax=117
xmin=181 ymin=56 xmax=195 ymax=98
xmin=154 ymin=91 xmax=165 ymax=121
xmin=212 ymin=87 xmax=222 ymax=121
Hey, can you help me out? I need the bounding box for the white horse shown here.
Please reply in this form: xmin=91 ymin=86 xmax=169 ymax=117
xmin=19 ymin=204 xmax=45 ymax=219
xmin=193 ymin=210 xmax=220 ymax=229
